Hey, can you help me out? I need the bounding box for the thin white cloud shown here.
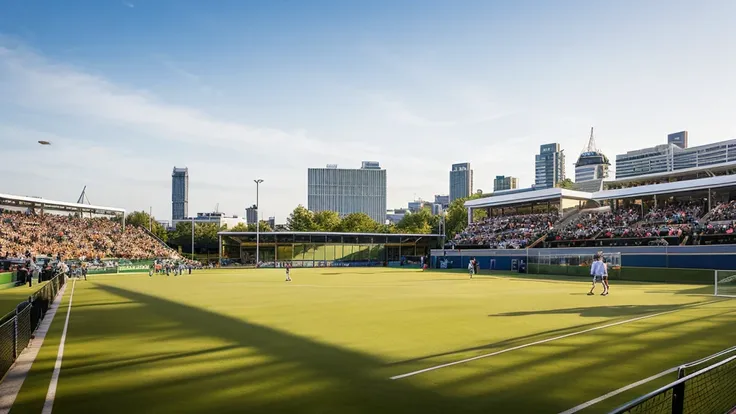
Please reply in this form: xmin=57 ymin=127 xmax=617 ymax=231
xmin=0 ymin=45 xmax=370 ymax=161
xmin=122 ymin=1 xmax=135 ymax=8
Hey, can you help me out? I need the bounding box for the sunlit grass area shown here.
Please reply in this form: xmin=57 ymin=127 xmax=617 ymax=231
xmin=9 ymin=268 xmax=736 ymax=414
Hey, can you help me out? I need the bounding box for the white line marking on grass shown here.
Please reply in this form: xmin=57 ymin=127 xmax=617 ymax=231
xmin=42 ymin=279 xmax=76 ymax=414
xmin=0 ymin=283 xmax=68 ymax=414
xmin=557 ymin=367 xmax=677 ymax=414
xmin=390 ymin=308 xmax=688 ymax=380
xmin=559 ymin=344 xmax=736 ymax=413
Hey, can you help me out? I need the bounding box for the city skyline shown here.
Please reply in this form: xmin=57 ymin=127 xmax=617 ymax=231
xmin=2 ymin=1 xmax=736 ymax=221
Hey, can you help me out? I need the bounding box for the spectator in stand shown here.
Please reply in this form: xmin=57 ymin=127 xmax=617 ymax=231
xmin=644 ymin=201 xmax=702 ymax=225
xmin=708 ymin=201 xmax=736 ymax=222
xmin=0 ymin=211 xmax=183 ymax=262
xmin=453 ymin=212 xmax=558 ymax=249
xmin=550 ymin=208 xmax=640 ymax=242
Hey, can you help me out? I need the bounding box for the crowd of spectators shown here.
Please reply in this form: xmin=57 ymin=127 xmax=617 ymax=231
xmin=549 ymin=208 xmax=641 ymax=241
xmin=453 ymin=213 xmax=558 ymax=248
xmin=0 ymin=211 xmax=182 ymax=261
xmin=643 ymin=202 xmax=703 ymax=225
xmin=453 ymin=199 xmax=736 ymax=248
xmin=707 ymin=201 xmax=736 ymax=222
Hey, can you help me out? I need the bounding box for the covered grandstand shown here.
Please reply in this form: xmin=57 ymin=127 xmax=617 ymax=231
xmin=458 ymin=170 xmax=736 ymax=250
xmin=0 ymin=193 xmax=126 ymax=224
xmin=218 ymin=231 xmax=443 ymax=267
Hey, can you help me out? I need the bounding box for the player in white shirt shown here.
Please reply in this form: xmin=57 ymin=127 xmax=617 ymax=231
xmin=588 ymin=254 xmax=607 ymax=296
xmin=285 ymin=262 xmax=292 ymax=282
xmin=468 ymin=260 xmax=474 ymax=279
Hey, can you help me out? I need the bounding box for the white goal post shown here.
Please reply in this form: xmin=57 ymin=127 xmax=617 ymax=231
xmin=714 ymin=270 xmax=736 ymax=298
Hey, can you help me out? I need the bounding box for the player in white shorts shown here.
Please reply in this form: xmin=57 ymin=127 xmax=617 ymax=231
xmin=588 ymin=254 xmax=607 ymax=296
xmin=285 ymin=262 xmax=292 ymax=282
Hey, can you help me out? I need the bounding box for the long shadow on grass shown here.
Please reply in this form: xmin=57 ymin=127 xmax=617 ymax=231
xmin=438 ymin=305 xmax=736 ymax=413
xmin=388 ymin=300 xmax=723 ymax=368
xmin=41 ymin=283 xmax=465 ymax=414
xmin=490 ymin=303 xmax=690 ymax=318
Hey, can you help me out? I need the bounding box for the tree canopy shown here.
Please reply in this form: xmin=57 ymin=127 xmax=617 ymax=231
xmin=125 ymin=210 xmax=168 ymax=242
xmin=557 ymin=178 xmax=574 ymax=189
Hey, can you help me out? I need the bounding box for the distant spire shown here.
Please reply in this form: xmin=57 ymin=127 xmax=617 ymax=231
xmin=582 ymin=127 xmax=597 ymax=153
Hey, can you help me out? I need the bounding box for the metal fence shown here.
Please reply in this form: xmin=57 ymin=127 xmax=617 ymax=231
xmin=0 ymin=274 xmax=66 ymax=381
xmin=609 ymin=353 xmax=736 ymax=414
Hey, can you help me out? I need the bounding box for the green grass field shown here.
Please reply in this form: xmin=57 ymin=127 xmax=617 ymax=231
xmin=4 ymin=268 xmax=736 ymax=414
xmin=0 ymin=281 xmax=49 ymax=318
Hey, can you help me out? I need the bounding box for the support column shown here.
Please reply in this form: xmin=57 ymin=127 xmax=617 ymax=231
xmin=218 ymin=234 xmax=222 ymax=264
xmin=467 ymin=207 xmax=473 ymax=225
xmin=654 ymin=194 xmax=658 ymax=209
xmin=708 ymin=188 xmax=712 ymax=212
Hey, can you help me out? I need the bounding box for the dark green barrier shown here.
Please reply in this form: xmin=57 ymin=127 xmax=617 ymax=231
xmin=532 ymin=264 xmax=622 ymax=280
xmin=530 ymin=263 xmax=712 ymax=284
xmin=620 ymin=267 xmax=714 ymax=284
xmin=87 ymin=267 xmax=118 ymax=275
xmin=117 ymin=265 xmax=151 ymax=273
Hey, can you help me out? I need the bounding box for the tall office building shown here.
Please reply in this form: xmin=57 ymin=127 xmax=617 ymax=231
xmin=493 ymin=175 xmax=519 ymax=192
xmin=434 ymin=195 xmax=450 ymax=209
xmin=616 ymin=133 xmax=736 ymax=179
xmin=245 ymin=205 xmax=258 ymax=225
xmin=668 ymin=131 xmax=689 ymax=149
xmin=449 ymin=163 xmax=473 ymax=202
xmin=574 ymin=128 xmax=610 ymax=182
xmin=307 ymin=162 xmax=387 ymax=224
xmin=171 ymin=167 xmax=189 ymax=221
xmin=535 ymin=144 xmax=565 ymax=189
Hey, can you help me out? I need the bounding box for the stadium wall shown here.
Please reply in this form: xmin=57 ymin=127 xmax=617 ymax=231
xmin=430 ymin=245 xmax=736 ymax=284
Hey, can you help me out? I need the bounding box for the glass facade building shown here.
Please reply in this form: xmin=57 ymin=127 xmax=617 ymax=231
xmin=171 ymin=167 xmax=189 ymax=221
xmin=307 ymin=163 xmax=387 ymax=224
xmin=493 ymin=175 xmax=519 ymax=192
xmin=535 ymin=144 xmax=565 ymax=189
xmin=616 ymin=139 xmax=736 ymax=179
xmin=449 ymin=163 xmax=473 ymax=202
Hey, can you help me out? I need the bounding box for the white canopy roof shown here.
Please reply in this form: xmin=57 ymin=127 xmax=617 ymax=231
xmin=0 ymin=193 xmax=125 ymax=215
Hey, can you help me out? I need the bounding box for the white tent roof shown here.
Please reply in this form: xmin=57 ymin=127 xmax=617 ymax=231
xmin=0 ymin=193 xmax=125 ymax=214
xmin=464 ymin=188 xmax=592 ymax=209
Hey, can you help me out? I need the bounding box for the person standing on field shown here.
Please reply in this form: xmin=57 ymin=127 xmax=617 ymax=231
xmin=588 ymin=254 xmax=607 ymax=296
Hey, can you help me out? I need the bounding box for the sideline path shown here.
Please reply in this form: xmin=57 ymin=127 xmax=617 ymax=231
xmin=0 ymin=281 xmax=69 ymax=414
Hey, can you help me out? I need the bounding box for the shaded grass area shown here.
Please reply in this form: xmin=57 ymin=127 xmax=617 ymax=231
xmin=9 ymin=269 xmax=736 ymax=414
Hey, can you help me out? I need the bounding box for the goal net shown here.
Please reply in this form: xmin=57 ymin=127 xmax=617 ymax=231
xmin=715 ymin=270 xmax=736 ymax=298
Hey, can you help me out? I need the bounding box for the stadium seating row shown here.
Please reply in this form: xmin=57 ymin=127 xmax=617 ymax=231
xmin=453 ymin=200 xmax=736 ymax=248
xmin=0 ymin=211 xmax=182 ymax=261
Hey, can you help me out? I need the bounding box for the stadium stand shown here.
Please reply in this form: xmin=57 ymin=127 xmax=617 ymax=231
xmin=454 ymin=198 xmax=736 ymax=249
xmin=452 ymin=213 xmax=558 ymax=249
xmin=548 ymin=208 xmax=641 ymax=241
xmin=0 ymin=211 xmax=182 ymax=260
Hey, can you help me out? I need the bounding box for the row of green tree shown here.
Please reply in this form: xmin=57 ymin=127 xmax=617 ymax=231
xmin=124 ymin=211 xmax=272 ymax=252
xmin=124 ymin=193 xmax=487 ymax=251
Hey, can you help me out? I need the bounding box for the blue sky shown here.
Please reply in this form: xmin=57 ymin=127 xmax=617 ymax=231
xmin=1 ymin=0 xmax=736 ymax=223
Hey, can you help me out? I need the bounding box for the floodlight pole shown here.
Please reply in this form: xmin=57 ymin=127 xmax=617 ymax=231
xmin=191 ymin=216 xmax=195 ymax=260
xmin=254 ymin=179 xmax=264 ymax=266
